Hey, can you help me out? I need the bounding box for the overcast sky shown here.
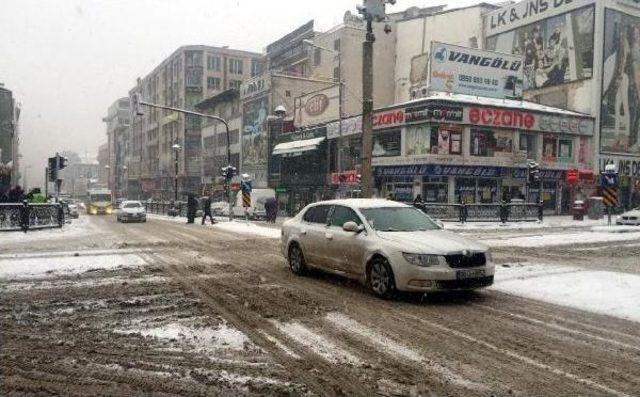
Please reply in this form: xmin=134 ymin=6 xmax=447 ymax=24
xmin=0 ymin=0 xmax=499 ymax=187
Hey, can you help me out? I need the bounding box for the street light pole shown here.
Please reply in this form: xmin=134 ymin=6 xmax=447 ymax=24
xmin=172 ymin=144 xmax=181 ymax=202
xmin=358 ymin=0 xmax=394 ymax=199
xmin=361 ymin=18 xmax=374 ymax=198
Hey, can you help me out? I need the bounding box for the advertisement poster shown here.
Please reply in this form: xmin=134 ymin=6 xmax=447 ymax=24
xmin=242 ymin=96 xmax=269 ymax=169
xmin=600 ymin=9 xmax=640 ymax=155
xmin=486 ymin=5 xmax=594 ymax=91
xmin=543 ymin=134 xmax=558 ymax=162
xmin=405 ymin=125 xmax=431 ymax=156
xmin=429 ymin=41 xmax=524 ymax=99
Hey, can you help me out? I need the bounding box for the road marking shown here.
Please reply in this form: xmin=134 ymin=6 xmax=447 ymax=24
xmin=325 ymin=312 xmax=488 ymax=392
xmin=475 ymin=304 xmax=640 ymax=353
xmin=405 ymin=314 xmax=633 ymax=397
xmin=271 ymin=320 xmax=363 ymax=366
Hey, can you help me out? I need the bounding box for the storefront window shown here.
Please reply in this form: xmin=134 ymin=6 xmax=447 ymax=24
xmin=470 ymin=129 xmax=513 ymax=157
xmin=455 ymin=177 xmax=476 ymax=204
xmin=372 ymin=130 xmax=401 ymax=157
xmin=422 ymin=176 xmax=448 ymax=203
xmin=558 ymin=137 xmax=574 ymax=161
xmin=478 ymin=178 xmax=498 ymax=204
xmin=405 ymin=125 xmax=434 ymax=155
xmin=542 ymin=134 xmax=558 ymax=162
xmin=519 ymin=133 xmax=538 ymax=160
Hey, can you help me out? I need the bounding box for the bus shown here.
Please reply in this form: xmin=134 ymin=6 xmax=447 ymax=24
xmin=86 ymin=188 xmax=113 ymax=215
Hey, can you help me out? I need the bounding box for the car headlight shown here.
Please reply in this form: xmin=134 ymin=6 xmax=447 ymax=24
xmin=402 ymin=253 xmax=442 ymax=267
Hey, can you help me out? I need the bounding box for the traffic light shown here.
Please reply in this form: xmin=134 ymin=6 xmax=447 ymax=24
xmin=48 ymin=157 xmax=58 ymax=182
xmin=132 ymin=92 xmax=144 ymax=116
xmin=357 ymin=0 xmax=395 ymax=22
xmin=527 ymin=160 xmax=540 ymax=184
xmin=58 ymin=156 xmax=68 ymax=170
xmin=221 ymin=165 xmax=236 ymax=181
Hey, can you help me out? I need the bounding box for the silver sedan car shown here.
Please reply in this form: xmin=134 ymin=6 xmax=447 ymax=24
xmin=281 ymin=199 xmax=494 ymax=298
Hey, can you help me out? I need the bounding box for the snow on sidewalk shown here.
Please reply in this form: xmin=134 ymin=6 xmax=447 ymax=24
xmin=480 ymin=229 xmax=640 ymax=248
xmin=444 ymin=216 xmax=607 ymax=231
xmin=147 ymin=214 xmax=280 ymax=239
xmin=0 ymin=216 xmax=96 ymax=244
xmin=491 ymin=263 xmax=640 ymax=323
xmin=0 ymin=250 xmax=146 ymax=280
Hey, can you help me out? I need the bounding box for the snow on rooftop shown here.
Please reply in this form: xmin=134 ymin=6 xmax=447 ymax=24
xmin=398 ymin=92 xmax=591 ymax=118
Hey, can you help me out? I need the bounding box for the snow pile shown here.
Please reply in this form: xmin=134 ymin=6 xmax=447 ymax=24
xmin=212 ymin=221 xmax=281 ymax=239
xmin=117 ymin=320 xmax=255 ymax=353
xmin=491 ymin=263 xmax=640 ymax=323
xmin=0 ymin=216 xmax=96 ymax=244
xmin=480 ymin=229 xmax=640 ymax=247
xmin=0 ymin=251 xmax=146 ymax=280
xmin=444 ymin=216 xmax=606 ymax=231
xmin=591 ymin=225 xmax=640 ymax=233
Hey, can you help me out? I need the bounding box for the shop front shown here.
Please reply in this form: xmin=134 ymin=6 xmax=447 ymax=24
xmin=371 ymin=95 xmax=595 ymax=214
xmin=272 ymin=126 xmax=330 ymax=215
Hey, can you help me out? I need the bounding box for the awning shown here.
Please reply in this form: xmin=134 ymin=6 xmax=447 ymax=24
xmin=272 ymin=137 xmax=325 ymax=157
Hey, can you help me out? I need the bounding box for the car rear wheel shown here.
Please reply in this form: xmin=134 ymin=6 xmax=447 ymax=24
xmin=368 ymin=257 xmax=395 ymax=299
xmin=288 ymin=244 xmax=308 ymax=276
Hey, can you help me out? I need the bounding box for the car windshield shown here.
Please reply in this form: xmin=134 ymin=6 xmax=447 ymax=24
xmin=124 ymin=202 xmax=141 ymax=208
xmin=359 ymin=207 xmax=440 ymax=232
xmin=90 ymin=194 xmax=111 ymax=202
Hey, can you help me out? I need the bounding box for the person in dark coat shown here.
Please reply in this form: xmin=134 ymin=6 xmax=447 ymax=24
xmin=201 ymin=195 xmax=215 ymax=225
xmin=7 ymin=185 xmax=25 ymax=203
xmin=265 ymin=197 xmax=278 ymax=223
xmin=186 ymin=194 xmax=197 ymax=224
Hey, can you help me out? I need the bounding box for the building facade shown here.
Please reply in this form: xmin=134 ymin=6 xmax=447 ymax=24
xmin=103 ymin=97 xmax=130 ymax=198
xmin=0 ymin=84 xmax=20 ymax=194
xmin=196 ymin=88 xmax=242 ymax=197
xmin=59 ymin=152 xmax=100 ymax=199
xmin=127 ymin=45 xmax=262 ymax=200
xmin=484 ymin=0 xmax=640 ymax=208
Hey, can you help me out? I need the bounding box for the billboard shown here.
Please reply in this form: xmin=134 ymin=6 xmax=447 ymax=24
xmin=486 ymin=5 xmax=594 ymax=91
xmin=429 ymin=42 xmax=524 ymax=99
xmin=600 ymin=9 xmax=640 ymax=156
xmin=293 ymin=85 xmax=340 ymax=127
xmin=242 ymin=95 xmax=269 ymax=170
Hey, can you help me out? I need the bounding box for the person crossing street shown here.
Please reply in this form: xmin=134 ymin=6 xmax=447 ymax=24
xmin=201 ymin=195 xmax=216 ymax=225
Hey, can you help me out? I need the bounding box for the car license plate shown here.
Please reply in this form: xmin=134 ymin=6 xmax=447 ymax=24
xmin=456 ymin=269 xmax=485 ymax=280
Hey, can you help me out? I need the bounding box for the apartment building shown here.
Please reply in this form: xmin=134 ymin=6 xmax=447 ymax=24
xmin=0 ymin=84 xmax=20 ymax=193
xmin=103 ymin=97 xmax=130 ymax=198
xmin=127 ymin=45 xmax=262 ymax=200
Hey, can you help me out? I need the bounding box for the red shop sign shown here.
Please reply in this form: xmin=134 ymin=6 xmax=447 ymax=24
xmin=373 ymin=109 xmax=404 ymax=129
xmin=469 ymin=107 xmax=535 ymax=130
xmin=331 ymin=171 xmax=359 ymax=185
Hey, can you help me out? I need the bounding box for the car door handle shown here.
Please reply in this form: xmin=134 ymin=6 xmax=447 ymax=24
xmin=325 ymin=233 xmax=333 ymax=240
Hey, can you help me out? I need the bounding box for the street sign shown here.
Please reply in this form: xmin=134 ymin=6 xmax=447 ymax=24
xmin=242 ymin=192 xmax=251 ymax=208
xmin=602 ymin=187 xmax=619 ymax=207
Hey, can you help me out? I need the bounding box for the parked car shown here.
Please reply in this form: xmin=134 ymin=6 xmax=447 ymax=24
xmin=116 ymin=200 xmax=147 ymax=223
xmin=281 ymin=199 xmax=494 ymax=299
xmin=233 ymin=188 xmax=276 ymax=220
xmin=67 ymin=204 xmax=80 ymax=218
xmin=211 ymin=201 xmax=230 ymax=216
xmin=616 ymin=208 xmax=640 ymax=226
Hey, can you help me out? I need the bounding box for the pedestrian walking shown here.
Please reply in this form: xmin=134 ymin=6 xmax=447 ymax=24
xmin=186 ymin=194 xmax=197 ymax=224
xmin=201 ymin=195 xmax=216 ymax=225
xmin=265 ymin=197 xmax=277 ymax=223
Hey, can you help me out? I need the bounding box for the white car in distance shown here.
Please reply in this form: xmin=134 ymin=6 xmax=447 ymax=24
xmin=117 ymin=200 xmax=147 ymax=223
xmin=616 ymin=208 xmax=640 ymax=226
xmin=281 ymin=199 xmax=494 ymax=298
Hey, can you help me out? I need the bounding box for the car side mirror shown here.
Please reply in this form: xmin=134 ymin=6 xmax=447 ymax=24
xmin=435 ymin=219 xmax=445 ymax=229
xmin=343 ymin=221 xmax=361 ymax=233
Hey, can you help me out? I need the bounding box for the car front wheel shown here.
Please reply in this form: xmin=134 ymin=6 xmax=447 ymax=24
xmin=368 ymin=257 xmax=395 ymax=299
xmin=288 ymin=244 xmax=308 ymax=276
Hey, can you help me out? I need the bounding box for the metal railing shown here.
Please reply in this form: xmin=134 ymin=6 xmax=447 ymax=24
xmin=0 ymin=202 xmax=65 ymax=232
xmin=413 ymin=202 xmax=544 ymax=223
xmin=143 ymin=201 xmax=186 ymax=217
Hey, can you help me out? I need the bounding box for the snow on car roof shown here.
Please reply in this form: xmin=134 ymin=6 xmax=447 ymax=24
xmin=311 ymin=199 xmax=409 ymax=209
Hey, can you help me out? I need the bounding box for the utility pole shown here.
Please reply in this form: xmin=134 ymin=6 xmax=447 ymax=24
xmin=358 ymin=0 xmax=394 ymax=198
